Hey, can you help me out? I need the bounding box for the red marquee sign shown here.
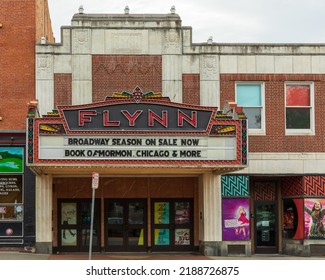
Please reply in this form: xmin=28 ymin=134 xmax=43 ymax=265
xmin=26 ymin=88 xmax=247 ymax=171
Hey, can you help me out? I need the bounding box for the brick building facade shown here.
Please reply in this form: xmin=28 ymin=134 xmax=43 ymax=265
xmin=30 ymin=8 xmax=325 ymax=256
xmin=0 ymin=0 xmax=53 ymax=247
xmin=2 ymin=3 xmax=325 ymax=256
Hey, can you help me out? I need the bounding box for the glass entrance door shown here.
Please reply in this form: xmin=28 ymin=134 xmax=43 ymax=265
xmin=255 ymin=202 xmax=277 ymax=254
xmin=58 ymin=199 xmax=100 ymax=252
xmin=105 ymin=199 xmax=147 ymax=252
xmin=151 ymin=199 xmax=193 ymax=251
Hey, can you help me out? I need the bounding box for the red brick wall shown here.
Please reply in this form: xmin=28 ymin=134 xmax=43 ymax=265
xmin=54 ymin=74 xmax=72 ymax=107
xmin=36 ymin=0 xmax=54 ymax=43
xmin=92 ymin=55 xmax=162 ymax=102
xmin=220 ymin=74 xmax=325 ymax=153
xmin=0 ymin=0 xmax=36 ymax=130
xmin=182 ymin=74 xmax=200 ymax=105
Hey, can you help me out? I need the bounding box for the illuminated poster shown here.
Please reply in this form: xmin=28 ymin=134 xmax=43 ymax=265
xmin=61 ymin=229 xmax=77 ymax=246
xmin=154 ymin=229 xmax=170 ymax=245
xmin=304 ymin=198 xmax=325 ymax=239
xmin=61 ymin=203 xmax=77 ymax=225
xmin=61 ymin=203 xmax=77 ymax=246
xmin=154 ymin=202 xmax=170 ymax=245
xmin=283 ymin=207 xmax=294 ymax=230
xmin=154 ymin=202 xmax=169 ymax=224
xmin=0 ymin=148 xmax=23 ymax=173
xmin=175 ymin=229 xmax=190 ymax=245
xmin=175 ymin=202 xmax=190 ymax=224
xmin=283 ymin=198 xmax=304 ymax=240
xmin=222 ymin=198 xmax=250 ymax=241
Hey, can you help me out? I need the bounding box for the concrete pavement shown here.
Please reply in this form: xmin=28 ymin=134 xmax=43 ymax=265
xmin=0 ymin=251 xmax=324 ymax=260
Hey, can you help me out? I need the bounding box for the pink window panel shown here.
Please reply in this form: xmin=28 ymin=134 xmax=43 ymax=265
xmin=286 ymin=85 xmax=310 ymax=106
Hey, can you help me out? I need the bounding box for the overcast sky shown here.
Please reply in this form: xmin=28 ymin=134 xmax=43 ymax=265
xmin=48 ymin=0 xmax=325 ymax=44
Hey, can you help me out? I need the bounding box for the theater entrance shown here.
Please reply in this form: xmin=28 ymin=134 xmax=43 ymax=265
xmin=151 ymin=199 xmax=194 ymax=251
xmin=254 ymin=201 xmax=277 ymax=254
xmin=58 ymin=199 xmax=101 ymax=252
xmin=54 ymin=177 xmax=198 ymax=253
xmin=105 ymin=199 xmax=147 ymax=252
xmin=252 ymin=180 xmax=278 ymax=254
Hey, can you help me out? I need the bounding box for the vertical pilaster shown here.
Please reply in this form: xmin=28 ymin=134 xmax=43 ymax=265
xmin=199 ymin=173 xmax=222 ymax=255
xmin=35 ymin=174 xmax=53 ymax=254
xmin=72 ymin=29 xmax=92 ymax=104
xmin=162 ymin=55 xmax=182 ymax=103
xmin=162 ymin=29 xmax=182 ymax=103
xmin=200 ymin=55 xmax=220 ymax=107
xmin=36 ymin=54 xmax=54 ymax=116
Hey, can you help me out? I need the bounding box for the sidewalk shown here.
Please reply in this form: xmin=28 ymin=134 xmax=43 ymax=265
xmin=0 ymin=251 xmax=324 ymax=260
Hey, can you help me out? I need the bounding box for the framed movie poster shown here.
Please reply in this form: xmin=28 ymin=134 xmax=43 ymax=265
xmin=154 ymin=202 xmax=169 ymax=225
xmin=154 ymin=229 xmax=170 ymax=245
xmin=175 ymin=229 xmax=190 ymax=245
xmin=222 ymin=198 xmax=250 ymax=241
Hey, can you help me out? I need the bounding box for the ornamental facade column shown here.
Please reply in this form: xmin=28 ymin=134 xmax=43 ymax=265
xmin=35 ymin=174 xmax=53 ymax=254
xmin=199 ymin=172 xmax=222 ymax=255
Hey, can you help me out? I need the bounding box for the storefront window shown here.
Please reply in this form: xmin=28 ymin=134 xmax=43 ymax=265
xmin=0 ymin=148 xmax=24 ymax=240
xmin=128 ymin=228 xmax=144 ymax=246
xmin=0 ymin=174 xmax=23 ymax=221
xmin=129 ymin=202 xmax=144 ymax=225
xmin=107 ymin=202 xmax=123 ymax=224
xmin=0 ymin=205 xmax=23 ymax=221
xmin=282 ymin=198 xmax=304 ymax=240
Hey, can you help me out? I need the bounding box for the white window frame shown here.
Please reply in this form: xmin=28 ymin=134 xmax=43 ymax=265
xmin=285 ymin=82 xmax=314 ymax=136
xmin=235 ymin=82 xmax=265 ymax=135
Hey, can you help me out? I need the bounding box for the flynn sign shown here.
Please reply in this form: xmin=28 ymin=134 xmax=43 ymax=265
xmin=27 ymin=88 xmax=247 ymax=168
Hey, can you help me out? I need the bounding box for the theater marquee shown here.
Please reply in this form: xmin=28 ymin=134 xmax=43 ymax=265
xmin=27 ymin=88 xmax=247 ymax=173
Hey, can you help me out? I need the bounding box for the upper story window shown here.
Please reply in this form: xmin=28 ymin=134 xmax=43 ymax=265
xmin=236 ymin=83 xmax=265 ymax=135
xmin=285 ymin=83 xmax=314 ymax=135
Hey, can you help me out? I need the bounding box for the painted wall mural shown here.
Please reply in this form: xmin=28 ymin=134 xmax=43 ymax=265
xmin=0 ymin=148 xmax=23 ymax=173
